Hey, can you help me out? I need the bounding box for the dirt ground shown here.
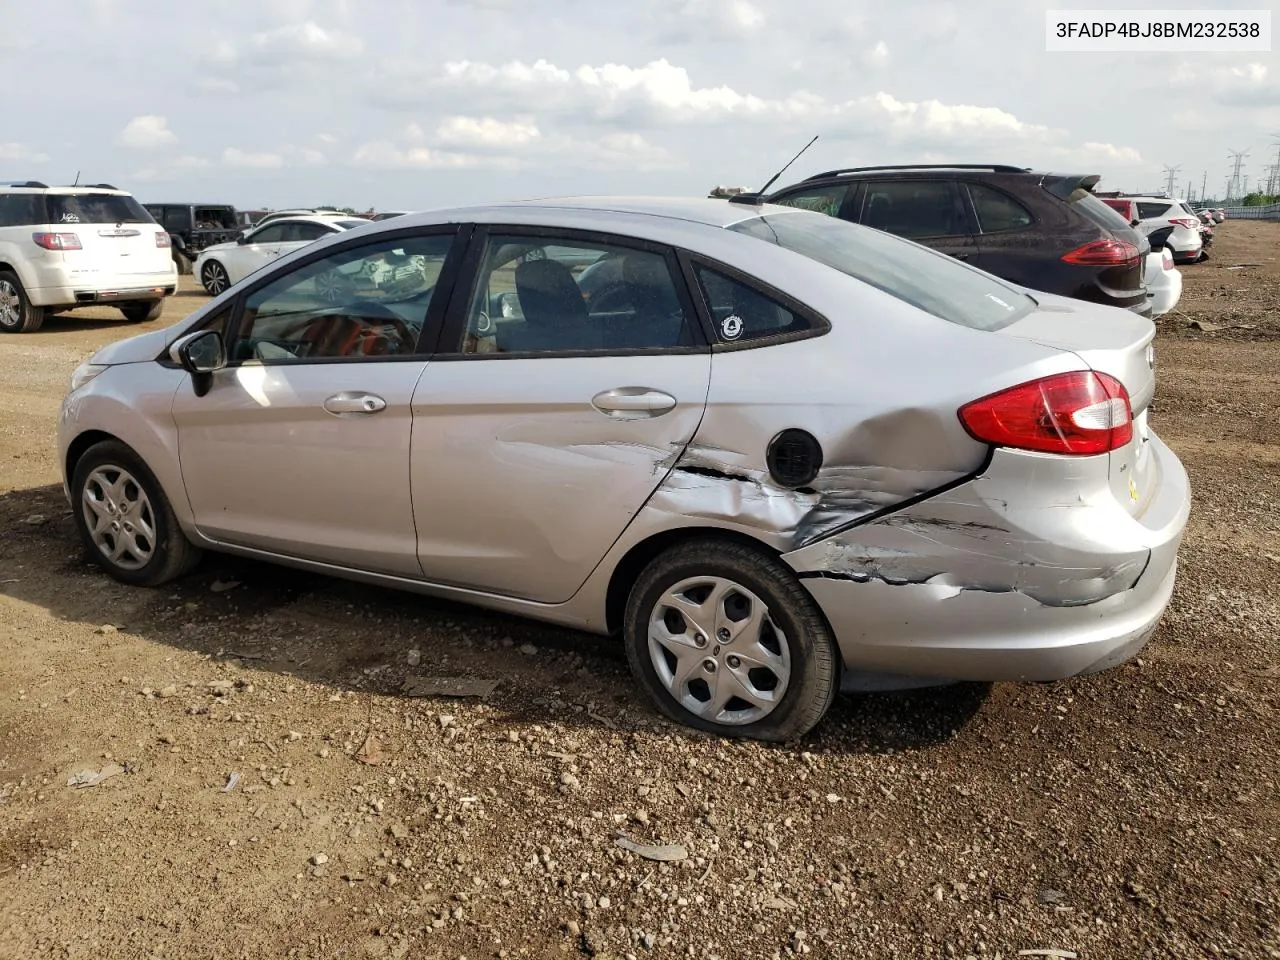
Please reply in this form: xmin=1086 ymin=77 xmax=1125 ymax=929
xmin=0 ymin=225 xmax=1277 ymax=960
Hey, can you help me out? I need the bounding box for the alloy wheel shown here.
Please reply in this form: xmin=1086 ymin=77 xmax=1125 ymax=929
xmin=203 ymin=262 xmax=229 ymax=296
xmin=0 ymin=279 xmax=20 ymax=329
xmin=647 ymin=576 xmax=792 ymax=726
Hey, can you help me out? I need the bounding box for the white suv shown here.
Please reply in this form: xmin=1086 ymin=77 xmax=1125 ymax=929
xmin=0 ymin=181 xmax=178 ymax=333
xmin=1127 ymin=196 xmax=1204 ymax=265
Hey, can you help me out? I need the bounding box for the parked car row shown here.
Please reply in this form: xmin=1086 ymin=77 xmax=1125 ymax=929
xmin=1098 ymin=195 xmax=1212 ymax=264
xmin=57 ymin=190 xmax=1191 ymax=741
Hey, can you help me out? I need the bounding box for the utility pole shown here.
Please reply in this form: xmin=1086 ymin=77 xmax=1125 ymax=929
xmin=1201 ymin=170 xmax=1208 ymax=203
xmin=1162 ymin=164 xmax=1181 ymax=197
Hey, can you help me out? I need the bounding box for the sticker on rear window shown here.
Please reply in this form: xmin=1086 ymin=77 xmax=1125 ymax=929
xmin=721 ymin=314 xmax=743 ymax=340
xmin=60 ymin=213 xmax=80 ymax=223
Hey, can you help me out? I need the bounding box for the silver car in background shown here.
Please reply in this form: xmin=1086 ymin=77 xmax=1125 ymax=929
xmin=58 ymin=197 xmax=1190 ymax=741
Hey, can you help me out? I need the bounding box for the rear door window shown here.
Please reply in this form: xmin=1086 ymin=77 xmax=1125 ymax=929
xmin=1136 ymin=202 xmax=1173 ymax=220
xmin=46 ymin=193 xmax=153 ymax=224
xmin=966 ymin=183 xmax=1034 ymax=233
xmin=194 ymin=207 xmax=237 ymax=230
xmin=858 ymin=180 xmax=969 ymax=239
xmin=691 ymin=265 xmax=815 ymax=344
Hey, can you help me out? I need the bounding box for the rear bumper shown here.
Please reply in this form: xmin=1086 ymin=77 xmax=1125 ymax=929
xmin=1149 ymin=267 xmax=1182 ymax=317
xmin=783 ymin=433 xmax=1190 ymax=683
xmin=30 ymin=279 xmax=177 ymax=307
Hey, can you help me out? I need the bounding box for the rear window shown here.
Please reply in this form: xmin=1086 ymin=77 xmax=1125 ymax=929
xmin=730 ymin=210 xmax=1035 ymax=332
xmin=194 ymin=207 xmax=237 ymax=230
xmin=47 ymin=193 xmax=153 ymax=225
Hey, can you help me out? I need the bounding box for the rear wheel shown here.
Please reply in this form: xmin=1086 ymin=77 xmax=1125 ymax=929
xmin=70 ymin=440 xmax=202 ymax=587
xmin=0 ymin=270 xmax=45 ymax=333
xmin=120 ymin=300 xmax=164 ymax=323
xmin=201 ymin=260 xmax=229 ymax=296
xmin=623 ymin=539 xmax=838 ymax=742
xmin=173 ymin=249 xmax=193 ymax=275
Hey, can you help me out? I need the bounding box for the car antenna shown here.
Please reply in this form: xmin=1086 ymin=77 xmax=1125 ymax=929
xmin=72 ymin=170 xmax=80 ymax=186
xmin=728 ymin=135 xmax=819 ymax=205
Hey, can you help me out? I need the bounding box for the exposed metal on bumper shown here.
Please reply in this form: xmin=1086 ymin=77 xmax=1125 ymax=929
xmin=783 ymin=433 xmax=1190 ymax=682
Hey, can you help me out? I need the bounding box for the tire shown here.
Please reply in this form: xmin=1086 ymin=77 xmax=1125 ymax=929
xmin=201 ymin=260 xmax=230 ymax=296
xmin=623 ymin=538 xmax=838 ymax=742
xmin=120 ymin=300 xmax=164 ymax=323
xmin=173 ymin=249 xmax=193 ymax=275
xmin=70 ymin=439 xmax=202 ymax=587
xmin=0 ymin=269 xmax=45 ymax=333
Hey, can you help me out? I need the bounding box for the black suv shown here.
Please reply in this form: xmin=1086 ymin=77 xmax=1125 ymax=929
xmin=766 ymin=165 xmax=1151 ymax=316
xmin=143 ymin=203 xmax=240 ymax=274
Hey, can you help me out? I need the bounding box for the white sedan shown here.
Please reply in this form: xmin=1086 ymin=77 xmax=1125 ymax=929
xmin=195 ymin=215 xmax=370 ymax=295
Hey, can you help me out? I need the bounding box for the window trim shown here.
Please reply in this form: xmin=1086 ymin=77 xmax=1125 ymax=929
xmin=959 ymin=180 xmax=1038 ymax=235
xmin=853 ymin=178 xmax=974 ymax=240
xmin=198 ymin=223 xmax=468 ymax=367
xmin=677 ymin=251 xmax=831 ymax=352
xmin=433 ymin=223 xmax=711 ymax=361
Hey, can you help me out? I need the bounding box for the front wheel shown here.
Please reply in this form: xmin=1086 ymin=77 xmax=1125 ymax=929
xmin=71 ymin=440 xmax=202 ymax=587
xmin=120 ymin=300 xmax=164 ymax=323
xmin=623 ymin=539 xmax=838 ymax=742
xmin=201 ymin=260 xmax=230 ymax=296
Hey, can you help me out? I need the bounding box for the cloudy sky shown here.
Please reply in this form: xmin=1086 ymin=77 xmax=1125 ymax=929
xmin=1 ymin=0 xmax=1275 ymax=211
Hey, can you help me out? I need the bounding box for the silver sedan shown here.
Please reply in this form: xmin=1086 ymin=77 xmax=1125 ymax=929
xmin=57 ymin=197 xmax=1190 ymax=741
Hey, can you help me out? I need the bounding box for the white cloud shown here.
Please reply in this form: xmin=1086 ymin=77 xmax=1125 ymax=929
xmin=435 ymin=116 xmax=541 ymax=148
xmin=0 ymin=142 xmax=51 ymax=162
xmin=866 ymin=40 xmax=890 ymax=67
xmin=222 ymin=147 xmax=285 ymax=168
xmin=405 ymin=122 xmax=427 ymax=143
xmin=236 ymin=20 xmax=362 ymax=64
xmin=195 ymin=77 xmax=240 ymax=94
xmin=317 ymin=133 xmax=338 ymax=144
xmin=296 ymin=148 xmax=327 ymax=165
xmin=350 ymin=141 xmax=510 ymax=170
xmin=174 ymin=154 xmax=213 ymax=168
xmin=116 ymin=115 xmax=177 ymax=150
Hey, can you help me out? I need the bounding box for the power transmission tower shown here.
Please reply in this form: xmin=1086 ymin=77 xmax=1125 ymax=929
xmin=1227 ymin=148 xmax=1248 ymax=201
xmin=1268 ymin=135 xmax=1280 ymax=195
xmin=1162 ymin=164 xmax=1181 ymax=197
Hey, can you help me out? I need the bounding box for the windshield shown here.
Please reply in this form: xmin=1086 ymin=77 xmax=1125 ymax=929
xmin=730 ymin=210 xmax=1036 ymax=331
xmin=47 ymin=193 xmax=153 ymax=225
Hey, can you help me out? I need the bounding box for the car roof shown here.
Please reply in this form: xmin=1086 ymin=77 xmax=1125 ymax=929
xmin=253 ymin=214 xmax=359 ymax=228
xmin=388 ymin=196 xmax=777 ymax=231
xmin=0 ymin=185 xmax=132 ymax=195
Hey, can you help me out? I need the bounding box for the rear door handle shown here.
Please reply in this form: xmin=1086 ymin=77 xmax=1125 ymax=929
xmin=324 ymin=392 xmax=387 ymax=415
xmin=591 ymin=387 xmax=677 ymax=419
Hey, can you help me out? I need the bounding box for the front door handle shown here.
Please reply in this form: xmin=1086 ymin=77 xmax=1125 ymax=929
xmin=952 ymin=252 xmax=970 ymax=261
xmin=324 ymin=392 xmax=387 ymax=416
xmin=591 ymin=387 xmax=677 ymax=420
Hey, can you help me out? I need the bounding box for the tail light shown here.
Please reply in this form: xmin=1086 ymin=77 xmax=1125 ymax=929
xmin=1169 ymin=217 xmax=1199 ymax=229
xmin=1061 ymin=238 xmax=1139 ymax=267
xmin=32 ymin=232 xmax=83 ymax=251
xmin=156 ymin=231 xmax=171 ymax=248
xmin=1161 ymin=250 xmax=1173 ymax=271
xmin=959 ymin=371 xmax=1133 ymax=456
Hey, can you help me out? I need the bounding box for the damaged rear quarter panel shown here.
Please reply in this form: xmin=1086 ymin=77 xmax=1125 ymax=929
xmin=782 ymin=447 xmax=1153 ymax=607
xmin=639 ymin=283 xmax=1085 ymax=555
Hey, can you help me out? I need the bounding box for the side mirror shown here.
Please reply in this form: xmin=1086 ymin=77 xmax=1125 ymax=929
xmin=1130 ymin=219 xmax=1140 ymax=228
xmin=235 ymin=231 xmax=248 ymax=244
xmin=169 ymin=330 xmax=227 ymax=397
